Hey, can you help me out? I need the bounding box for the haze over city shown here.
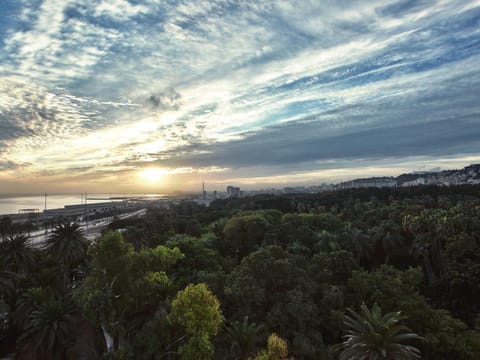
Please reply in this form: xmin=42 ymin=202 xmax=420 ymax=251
xmin=1 ymin=0 xmax=480 ymax=193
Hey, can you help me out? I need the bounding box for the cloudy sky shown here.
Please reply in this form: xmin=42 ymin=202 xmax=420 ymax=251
xmin=0 ymin=0 xmax=479 ymax=193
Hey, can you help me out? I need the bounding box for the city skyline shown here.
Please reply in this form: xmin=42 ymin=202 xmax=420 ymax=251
xmin=1 ymin=1 xmax=480 ymax=193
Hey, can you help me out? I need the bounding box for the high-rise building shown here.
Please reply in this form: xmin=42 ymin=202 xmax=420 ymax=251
xmin=227 ymin=186 xmax=241 ymax=198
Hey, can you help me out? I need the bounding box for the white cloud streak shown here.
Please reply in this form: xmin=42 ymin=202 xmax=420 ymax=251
xmin=0 ymin=0 xmax=479 ymax=191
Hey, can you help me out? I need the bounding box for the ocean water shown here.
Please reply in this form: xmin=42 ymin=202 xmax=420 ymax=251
xmin=0 ymin=194 xmax=164 ymax=216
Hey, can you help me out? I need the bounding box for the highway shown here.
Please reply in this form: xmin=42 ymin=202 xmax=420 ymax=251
xmin=28 ymin=208 xmax=147 ymax=246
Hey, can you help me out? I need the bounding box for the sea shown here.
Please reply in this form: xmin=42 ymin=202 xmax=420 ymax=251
xmin=0 ymin=193 xmax=164 ymax=216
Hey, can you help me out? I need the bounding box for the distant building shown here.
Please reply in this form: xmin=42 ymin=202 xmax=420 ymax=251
xmin=310 ymin=184 xmax=334 ymax=192
xmin=227 ymin=186 xmax=241 ymax=198
xmin=42 ymin=201 xmax=129 ymax=219
xmin=401 ymin=178 xmax=426 ymax=187
xmin=339 ymin=177 xmax=397 ymax=189
xmin=283 ymin=186 xmax=307 ymax=194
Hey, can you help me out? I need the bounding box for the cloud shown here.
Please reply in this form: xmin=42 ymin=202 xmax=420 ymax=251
xmin=147 ymin=88 xmax=182 ymax=111
xmin=0 ymin=0 xmax=479 ymax=191
xmin=93 ymin=0 xmax=149 ymax=21
xmin=144 ymin=114 xmax=480 ymax=170
xmin=0 ymin=160 xmax=21 ymax=171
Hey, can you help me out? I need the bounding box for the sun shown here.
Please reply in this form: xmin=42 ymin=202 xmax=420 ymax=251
xmin=138 ymin=167 xmax=164 ymax=183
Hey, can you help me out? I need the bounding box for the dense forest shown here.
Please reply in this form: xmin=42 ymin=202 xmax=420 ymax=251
xmin=1 ymin=185 xmax=480 ymax=359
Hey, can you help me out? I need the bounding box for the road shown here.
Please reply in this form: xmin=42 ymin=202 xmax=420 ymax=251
xmin=28 ymin=208 xmax=147 ymax=246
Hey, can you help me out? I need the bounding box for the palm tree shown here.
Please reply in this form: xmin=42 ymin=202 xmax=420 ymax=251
xmin=381 ymin=232 xmax=399 ymax=265
xmin=315 ymin=230 xmax=339 ymax=253
xmin=409 ymin=234 xmax=436 ymax=285
xmin=18 ymin=298 xmax=77 ymax=360
xmin=44 ymin=223 xmax=87 ymax=289
xmin=0 ymin=269 xmax=15 ymax=301
xmin=0 ymin=216 xmax=13 ymax=238
xmin=0 ymin=257 xmax=18 ymax=347
xmin=225 ymin=316 xmax=264 ymax=360
xmin=73 ymin=271 xmax=122 ymax=352
xmin=403 ymin=212 xmax=446 ymax=285
xmin=0 ymin=256 xmax=17 ymax=300
xmin=348 ymin=228 xmax=372 ymax=265
xmin=0 ymin=234 xmax=36 ymax=274
xmin=336 ymin=303 xmax=422 ymax=360
xmin=12 ymin=287 xmax=55 ymax=330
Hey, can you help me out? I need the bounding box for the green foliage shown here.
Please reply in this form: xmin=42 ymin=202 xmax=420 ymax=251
xmin=18 ymin=298 xmax=77 ymax=360
xmin=128 ymin=244 xmax=184 ymax=276
xmin=442 ymin=233 xmax=480 ymax=323
xmin=0 ymin=216 xmax=13 ymax=238
xmin=178 ymin=334 xmax=213 ymax=360
xmin=336 ymin=303 xmax=422 ymax=360
xmin=89 ymin=230 xmax=132 ymax=277
xmin=0 ymin=259 xmax=16 ymax=303
xmin=282 ymin=212 xmax=343 ymax=232
xmin=165 ymin=234 xmax=224 ymax=291
xmin=345 ymin=266 xmax=478 ymax=359
xmin=170 ymin=283 xmax=223 ymax=359
xmin=225 ymin=246 xmax=325 ymax=358
xmin=74 ymin=231 xmax=184 ymax=354
xmin=267 ymin=333 xmax=288 ymax=360
xmin=222 ymin=212 xmax=271 ymax=260
xmin=254 ymin=333 xmax=289 ymax=360
xmin=254 ymin=349 xmax=269 ymax=360
xmin=45 ymin=223 xmax=88 ymax=289
xmin=45 ymin=223 xmax=87 ymax=267
xmin=5 ymin=186 xmax=480 ymax=359
xmin=312 ymin=250 xmax=358 ymax=284
xmin=0 ymin=234 xmax=36 ymax=274
xmin=103 ymin=348 xmax=134 ymax=360
xmin=225 ymin=316 xmax=264 ymax=359
xmin=170 ymin=283 xmax=223 ymax=336
xmin=12 ymin=287 xmax=56 ymax=330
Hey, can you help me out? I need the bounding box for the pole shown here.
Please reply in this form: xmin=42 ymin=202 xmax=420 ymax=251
xmin=85 ymin=193 xmax=88 ymax=230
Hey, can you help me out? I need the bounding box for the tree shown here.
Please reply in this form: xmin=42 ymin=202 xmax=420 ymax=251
xmin=0 ymin=216 xmax=13 ymax=238
xmin=0 ymin=267 xmax=15 ymax=303
xmin=0 ymin=234 xmax=36 ymax=274
xmin=165 ymin=234 xmax=224 ymax=291
xmin=340 ymin=227 xmax=372 ymax=266
xmin=314 ymin=230 xmax=339 ymax=253
xmin=442 ymin=233 xmax=480 ymax=324
xmin=225 ymin=246 xmax=324 ymax=358
xmin=254 ymin=333 xmax=289 ymax=360
xmin=267 ymin=333 xmax=288 ymax=360
xmin=344 ymin=266 xmax=477 ymax=359
xmin=336 ymin=303 xmax=422 ymax=360
xmin=224 ymin=316 xmax=264 ymax=359
xmin=18 ymin=298 xmax=77 ymax=360
xmin=12 ymin=287 xmax=56 ymax=331
xmin=222 ymin=212 xmax=271 ymax=261
xmin=44 ymin=223 xmax=87 ymax=289
xmin=311 ymin=250 xmax=357 ymax=284
xmin=74 ymin=231 xmax=184 ymax=354
xmin=402 ymin=211 xmax=447 ymax=284
xmin=169 ymin=283 xmax=224 ymax=359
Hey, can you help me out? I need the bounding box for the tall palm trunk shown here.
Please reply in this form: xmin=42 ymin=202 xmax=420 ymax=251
xmin=431 ymin=237 xmax=445 ymax=276
xmin=422 ymin=250 xmax=435 ymax=285
xmin=102 ymin=324 xmax=115 ymax=352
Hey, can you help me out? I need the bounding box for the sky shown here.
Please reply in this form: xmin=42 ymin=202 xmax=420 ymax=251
xmin=0 ymin=0 xmax=480 ymax=193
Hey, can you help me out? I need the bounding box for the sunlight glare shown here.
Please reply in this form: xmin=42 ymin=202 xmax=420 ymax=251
xmin=138 ymin=168 xmax=164 ymax=183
